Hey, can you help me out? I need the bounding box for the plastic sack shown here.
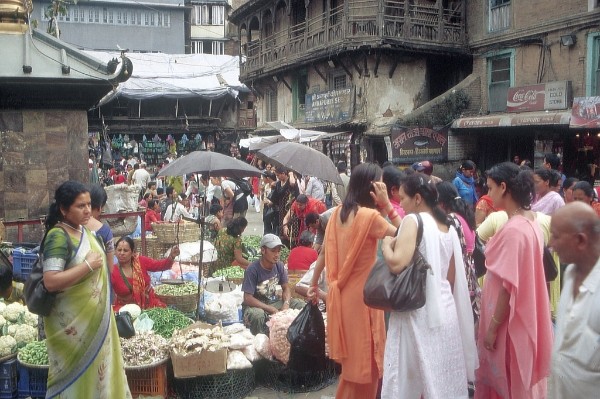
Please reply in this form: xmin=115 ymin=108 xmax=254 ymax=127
xmin=253 ymin=333 xmax=272 ymax=360
xmin=241 ymin=344 xmax=261 ymax=362
xmin=227 ymin=350 xmax=253 ymax=369
xmin=286 ymin=302 xmax=327 ymax=372
xmin=133 ymin=313 xmax=154 ymax=333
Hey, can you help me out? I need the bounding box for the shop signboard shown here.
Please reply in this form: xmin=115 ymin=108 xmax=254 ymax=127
xmin=390 ymin=126 xmax=448 ymax=163
xmin=570 ymin=97 xmax=600 ymax=128
xmin=506 ymin=81 xmax=571 ymax=112
xmin=304 ymin=86 xmax=354 ymax=123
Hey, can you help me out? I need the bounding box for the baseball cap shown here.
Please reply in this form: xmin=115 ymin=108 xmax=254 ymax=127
xmin=260 ymin=234 xmax=283 ymax=249
xmin=411 ymin=162 xmax=426 ymax=172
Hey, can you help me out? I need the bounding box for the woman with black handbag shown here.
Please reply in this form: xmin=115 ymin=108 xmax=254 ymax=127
xmin=380 ymin=173 xmax=477 ymax=398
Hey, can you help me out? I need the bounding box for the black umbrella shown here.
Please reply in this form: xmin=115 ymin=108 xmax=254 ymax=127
xmin=258 ymin=142 xmax=343 ymax=184
xmin=156 ymin=150 xmax=261 ymax=320
xmin=157 ymin=151 xmax=262 ymax=179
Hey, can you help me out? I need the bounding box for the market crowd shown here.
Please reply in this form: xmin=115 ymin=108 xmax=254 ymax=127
xmin=9 ymin=148 xmax=599 ymax=398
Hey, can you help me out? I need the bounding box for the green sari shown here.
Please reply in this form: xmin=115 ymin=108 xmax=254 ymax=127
xmin=42 ymin=226 xmax=131 ymax=399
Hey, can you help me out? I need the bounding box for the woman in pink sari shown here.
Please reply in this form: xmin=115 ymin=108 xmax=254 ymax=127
xmin=531 ymin=168 xmax=564 ymax=215
xmin=475 ymin=162 xmax=553 ymax=399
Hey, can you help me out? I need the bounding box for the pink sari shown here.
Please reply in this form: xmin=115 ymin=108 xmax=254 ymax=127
xmin=475 ymin=216 xmax=553 ymax=399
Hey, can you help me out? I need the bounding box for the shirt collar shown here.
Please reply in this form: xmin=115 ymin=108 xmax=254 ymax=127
xmin=580 ymin=256 xmax=600 ymax=294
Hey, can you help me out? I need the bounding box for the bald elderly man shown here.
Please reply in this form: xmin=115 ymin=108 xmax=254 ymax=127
xmin=548 ymin=202 xmax=600 ymax=399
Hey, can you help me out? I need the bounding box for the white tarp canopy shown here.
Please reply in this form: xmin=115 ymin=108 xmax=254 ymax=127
xmin=240 ymin=121 xmax=329 ymax=150
xmin=84 ymin=52 xmax=248 ymax=106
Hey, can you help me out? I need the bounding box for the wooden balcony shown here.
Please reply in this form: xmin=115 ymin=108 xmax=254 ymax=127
xmin=240 ymin=0 xmax=466 ymax=79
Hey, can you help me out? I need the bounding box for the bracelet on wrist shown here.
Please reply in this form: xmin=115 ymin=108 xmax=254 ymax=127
xmin=84 ymin=259 xmax=94 ymax=273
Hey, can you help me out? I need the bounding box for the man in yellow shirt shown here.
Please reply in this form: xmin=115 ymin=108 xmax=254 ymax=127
xmin=0 ymin=265 xmax=25 ymax=304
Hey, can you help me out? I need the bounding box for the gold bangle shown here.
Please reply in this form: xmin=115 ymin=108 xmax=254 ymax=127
xmin=491 ymin=314 xmax=502 ymax=324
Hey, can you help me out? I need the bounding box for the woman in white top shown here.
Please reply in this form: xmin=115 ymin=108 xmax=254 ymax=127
xmin=163 ymin=194 xmax=193 ymax=222
xmin=381 ymin=173 xmax=477 ymax=399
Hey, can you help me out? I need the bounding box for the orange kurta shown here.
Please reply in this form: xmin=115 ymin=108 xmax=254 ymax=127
xmin=324 ymin=206 xmax=388 ymax=399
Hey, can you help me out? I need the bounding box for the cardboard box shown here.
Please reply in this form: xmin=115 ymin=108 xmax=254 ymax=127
xmin=170 ymin=322 xmax=228 ymax=378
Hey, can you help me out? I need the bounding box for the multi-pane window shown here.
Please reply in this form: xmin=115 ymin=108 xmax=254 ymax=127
xmin=488 ymin=53 xmax=513 ymax=112
xmin=103 ymin=8 xmax=108 ymax=23
xmin=330 ymin=73 xmax=347 ymax=90
xmin=489 ymin=0 xmax=510 ymax=32
xmin=212 ymin=6 xmax=224 ymax=25
xmin=117 ymin=11 xmax=122 ymax=24
xmin=108 ymin=10 xmax=114 ymax=24
xmin=266 ymin=90 xmax=278 ymax=121
xmin=212 ymin=41 xmax=224 ymax=55
xmin=191 ymin=40 xmax=203 ymax=54
xmin=145 ymin=13 xmax=150 ymax=26
xmin=43 ymin=5 xmax=169 ymax=28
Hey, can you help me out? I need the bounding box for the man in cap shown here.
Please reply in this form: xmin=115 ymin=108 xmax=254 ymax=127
xmin=548 ymin=202 xmax=600 ymax=398
xmin=242 ymin=234 xmax=305 ymax=334
xmin=411 ymin=160 xmax=442 ymax=184
xmin=282 ymin=194 xmax=326 ymax=247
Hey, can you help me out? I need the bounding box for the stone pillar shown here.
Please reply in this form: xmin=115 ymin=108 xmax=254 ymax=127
xmin=0 ymin=110 xmax=89 ymax=242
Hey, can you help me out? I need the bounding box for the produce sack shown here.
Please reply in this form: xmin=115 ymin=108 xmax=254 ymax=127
xmin=286 ymin=302 xmax=327 ymax=372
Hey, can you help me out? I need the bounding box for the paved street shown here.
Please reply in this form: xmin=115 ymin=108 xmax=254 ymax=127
xmin=242 ymin=204 xmax=339 ymax=399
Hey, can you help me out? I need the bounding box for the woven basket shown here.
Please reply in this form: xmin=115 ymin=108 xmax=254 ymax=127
xmin=254 ymin=358 xmax=339 ymax=393
xmin=173 ymin=368 xmax=255 ymax=399
xmin=156 ymin=292 xmax=200 ymax=314
xmin=134 ymin=236 xmax=172 ymax=259
xmin=152 ymin=222 xmax=200 ymax=244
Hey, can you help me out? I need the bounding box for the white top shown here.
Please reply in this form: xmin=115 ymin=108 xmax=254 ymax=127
xmin=163 ymin=202 xmax=193 ymax=222
xmin=304 ymin=177 xmax=325 ymax=201
xmin=549 ymin=256 xmax=600 ymax=398
xmin=132 ymin=168 xmax=151 ymax=188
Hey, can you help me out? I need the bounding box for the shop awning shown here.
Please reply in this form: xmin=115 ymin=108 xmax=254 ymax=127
xmin=451 ymin=110 xmax=571 ymax=129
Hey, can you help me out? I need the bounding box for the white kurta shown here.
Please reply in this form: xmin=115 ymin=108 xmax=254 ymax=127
xmin=382 ymin=213 xmax=477 ymax=399
xmin=549 ymin=256 xmax=600 ymax=398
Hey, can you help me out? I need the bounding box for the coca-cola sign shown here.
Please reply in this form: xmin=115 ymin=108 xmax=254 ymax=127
xmin=506 ymin=81 xmax=571 ymax=112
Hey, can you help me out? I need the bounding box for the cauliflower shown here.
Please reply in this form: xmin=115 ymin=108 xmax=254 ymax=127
xmin=119 ymin=304 xmax=141 ymax=320
xmin=0 ymin=302 xmax=6 ymax=313
xmin=0 ymin=315 xmax=5 ymax=330
xmin=0 ymin=335 xmax=17 ymax=357
xmin=14 ymin=325 xmax=37 ymax=348
xmin=5 ymin=324 xmax=18 ymax=337
xmin=23 ymin=311 xmax=38 ymax=328
xmin=3 ymin=303 xmax=25 ymax=323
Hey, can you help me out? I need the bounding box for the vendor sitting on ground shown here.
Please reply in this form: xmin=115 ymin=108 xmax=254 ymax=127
xmin=111 ymin=237 xmax=180 ymax=311
xmin=0 ymin=265 xmax=24 ymax=304
xmin=242 ymin=234 xmax=305 ymax=334
xmin=286 ymin=230 xmax=318 ymax=271
xmin=212 ymin=216 xmax=250 ymax=276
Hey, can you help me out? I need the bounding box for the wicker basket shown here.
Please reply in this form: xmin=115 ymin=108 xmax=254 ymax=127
xmin=152 ymin=222 xmax=200 ymax=244
xmin=134 ymin=236 xmax=173 ymax=259
xmin=156 ymin=292 xmax=200 ymax=314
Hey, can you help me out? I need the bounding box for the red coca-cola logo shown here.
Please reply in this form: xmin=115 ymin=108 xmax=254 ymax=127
xmin=512 ymin=90 xmax=540 ymax=102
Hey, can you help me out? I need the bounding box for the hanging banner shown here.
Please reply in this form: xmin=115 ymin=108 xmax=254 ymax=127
xmin=304 ymin=86 xmax=354 ymax=123
xmin=390 ymin=126 xmax=448 ymax=163
xmin=570 ymin=96 xmax=600 ymax=128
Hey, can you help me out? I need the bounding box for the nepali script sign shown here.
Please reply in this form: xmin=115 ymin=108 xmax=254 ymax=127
xmin=390 ymin=126 xmax=448 ymax=163
xmin=304 ymin=87 xmax=354 ymax=123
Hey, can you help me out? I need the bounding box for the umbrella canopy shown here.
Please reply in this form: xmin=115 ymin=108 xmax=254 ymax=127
xmin=157 ymin=151 xmax=262 ymax=179
xmin=258 ymin=142 xmax=343 ymax=184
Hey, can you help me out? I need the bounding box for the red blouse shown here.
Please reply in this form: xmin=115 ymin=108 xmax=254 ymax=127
xmin=111 ymin=256 xmax=173 ymax=311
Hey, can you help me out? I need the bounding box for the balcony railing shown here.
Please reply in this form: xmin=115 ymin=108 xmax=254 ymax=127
xmin=240 ymin=0 xmax=466 ymax=77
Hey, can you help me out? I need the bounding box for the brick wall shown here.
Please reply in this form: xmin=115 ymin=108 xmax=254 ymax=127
xmin=0 ymin=110 xmax=89 ymax=242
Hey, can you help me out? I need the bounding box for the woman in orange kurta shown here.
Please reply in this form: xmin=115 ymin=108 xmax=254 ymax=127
xmin=309 ymin=163 xmax=400 ymax=399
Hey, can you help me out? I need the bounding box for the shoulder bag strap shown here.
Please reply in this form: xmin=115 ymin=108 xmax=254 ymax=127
xmin=118 ymin=265 xmax=134 ymax=293
xmin=415 ymin=213 xmax=424 ymax=248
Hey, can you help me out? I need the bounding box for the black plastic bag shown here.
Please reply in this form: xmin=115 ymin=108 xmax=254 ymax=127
xmin=286 ymin=302 xmax=327 ymax=373
xmin=115 ymin=311 xmax=136 ymax=338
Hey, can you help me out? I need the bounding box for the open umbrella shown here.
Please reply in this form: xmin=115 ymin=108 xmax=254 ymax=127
xmin=157 ymin=151 xmax=262 ymax=179
xmin=156 ymin=151 xmax=261 ymax=320
xmin=258 ymin=142 xmax=343 ymax=184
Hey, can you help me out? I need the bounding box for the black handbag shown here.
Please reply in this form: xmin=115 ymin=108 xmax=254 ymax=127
xmin=115 ymin=311 xmax=136 ymax=338
xmin=543 ymin=246 xmax=558 ymax=282
xmin=363 ymin=213 xmax=430 ymax=312
xmin=24 ymin=227 xmax=73 ymax=317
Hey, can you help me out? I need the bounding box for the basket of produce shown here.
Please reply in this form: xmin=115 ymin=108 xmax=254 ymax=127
xmin=155 ymin=281 xmax=201 ymax=315
xmin=152 ymin=222 xmax=200 ymax=244
xmin=142 ymin=307 xmax=195 ymax=339
xmin=212 ymin=266 xmax=246 ymax=286
xmin=133 ymin=236 xmax=172 ymax=259
xmin=17 ymin=340 xmax=49 ymax=399
xmin=120 ymin=332 xmax=170 ymax=398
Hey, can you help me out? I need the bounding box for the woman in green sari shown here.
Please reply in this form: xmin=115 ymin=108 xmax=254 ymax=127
xmin=42 ymin=181 xmax=131 ymax=398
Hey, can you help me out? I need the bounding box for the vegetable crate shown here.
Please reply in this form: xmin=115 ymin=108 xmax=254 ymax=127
xmin=172 ymin=368 xmax=255 ymax=399
xmin=17 ymin=365 xmax=47 ymax=399
xmin=11 ymin=250 xmax=38 ymax=281
xmin=125 ymin=362 xmax=168 ymax=399
xmin=0 ymin=359 xmax=17 ymax=399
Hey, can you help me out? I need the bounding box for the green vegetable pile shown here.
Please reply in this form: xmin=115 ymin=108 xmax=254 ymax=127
xmin=18 ymin=340 xmax=48 ymax=366
xmin=154 ymin=281 xmax=199 ymax=296
xmin=143 ymin=307 xmax=193 ymax=339
xmin=242 ymin=235 xmax=290 ymax=263
xmin=212 ymin=266 xmax=245 ymax=279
